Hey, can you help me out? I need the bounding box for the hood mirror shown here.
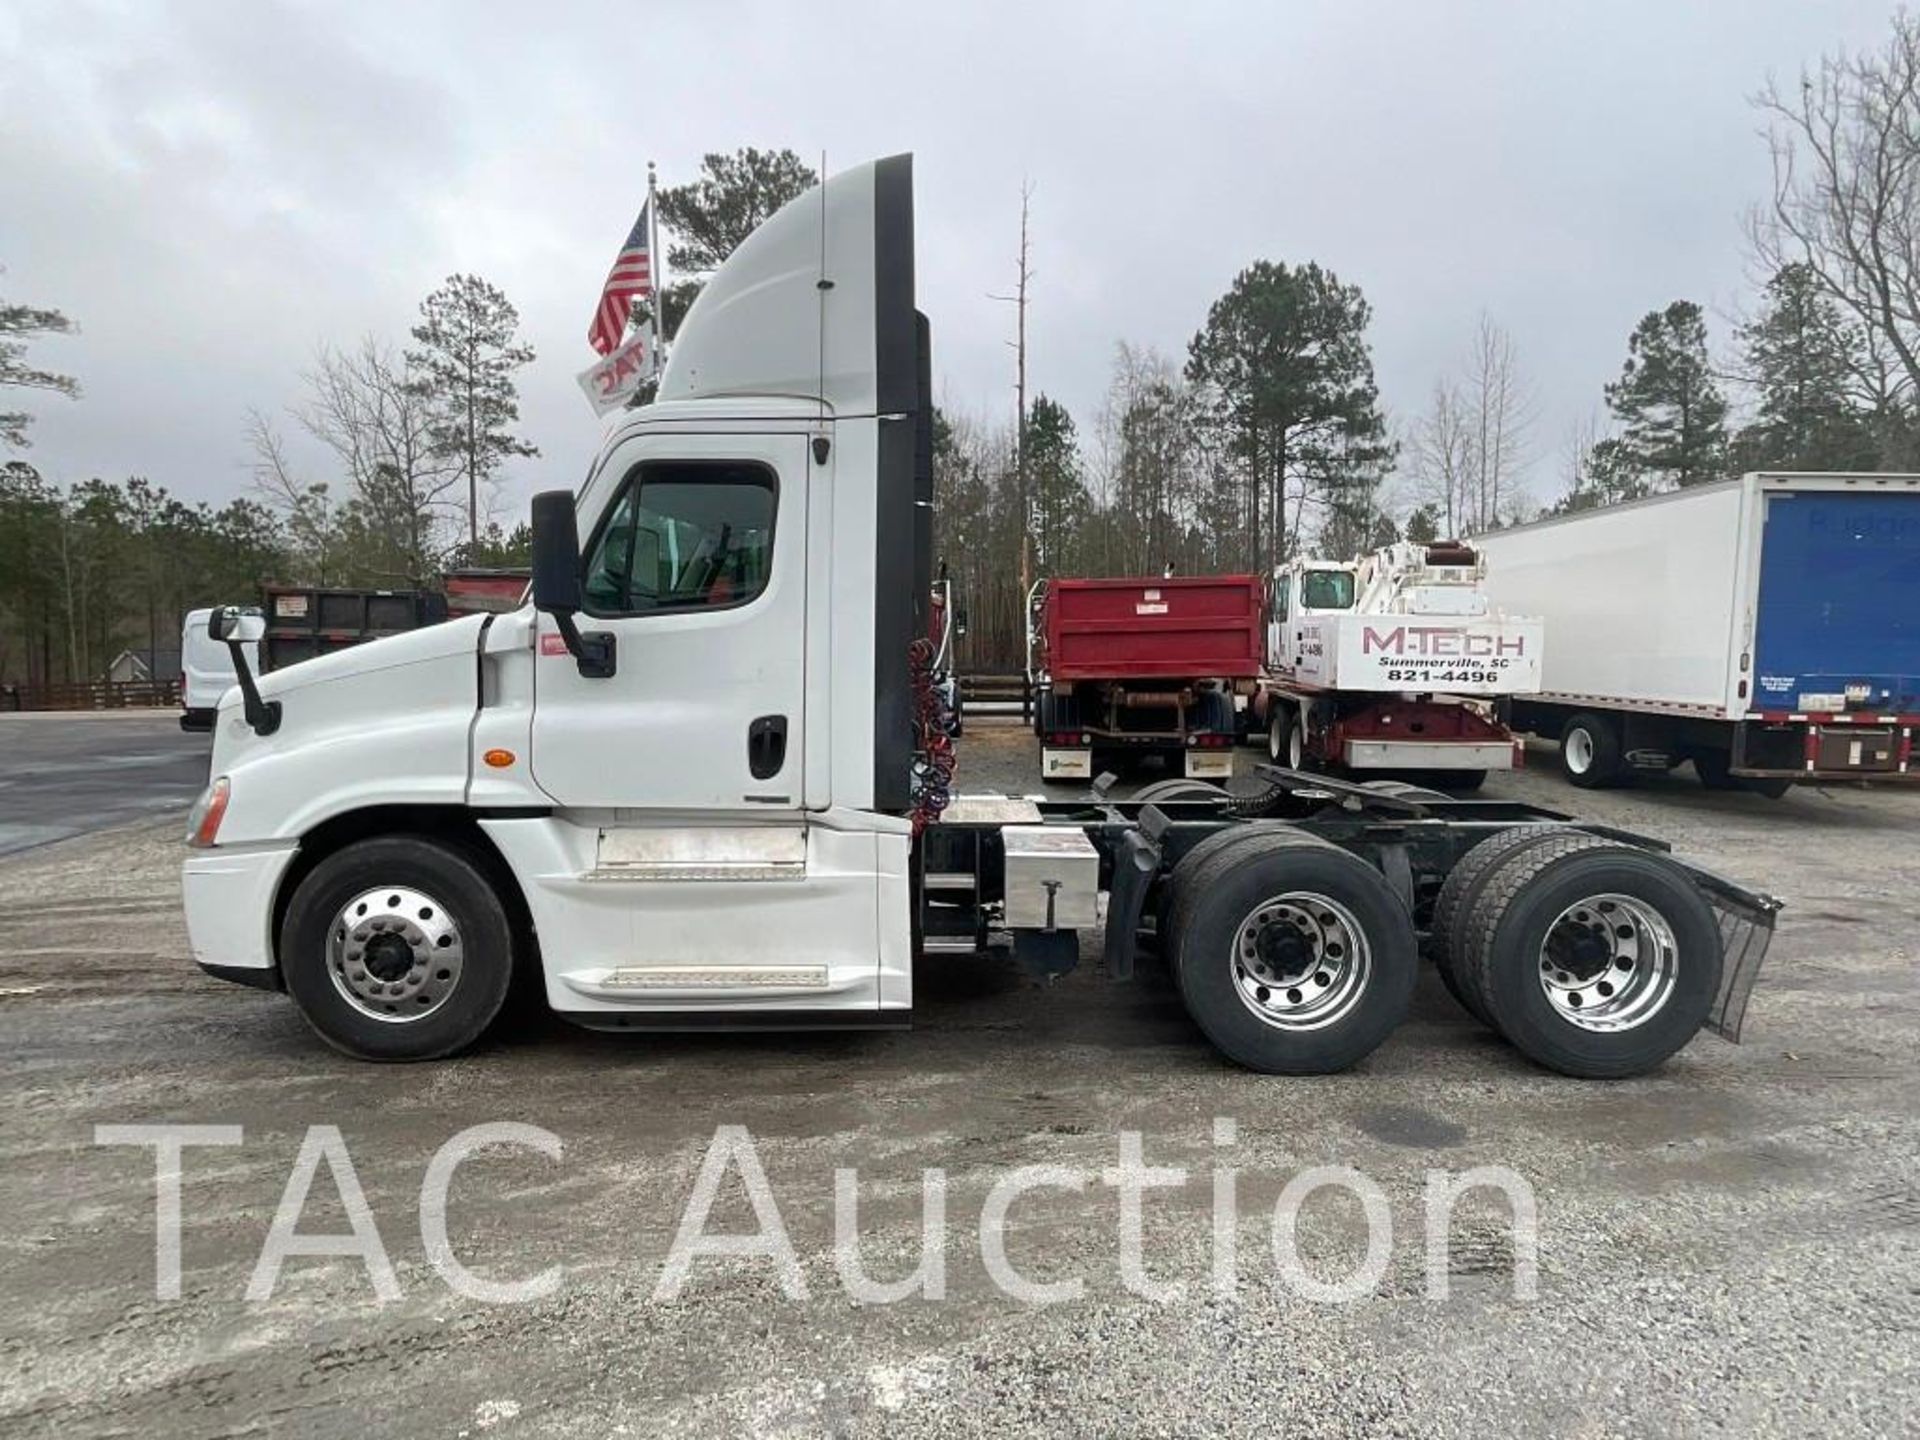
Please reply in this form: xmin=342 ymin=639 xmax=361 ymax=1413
xmin=210 ymin=606 xmax=279 ymax=736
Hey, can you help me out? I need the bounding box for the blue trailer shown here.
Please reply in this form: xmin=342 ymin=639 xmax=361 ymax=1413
xmin=1476 ymin=473 xmax=1920 ymax=795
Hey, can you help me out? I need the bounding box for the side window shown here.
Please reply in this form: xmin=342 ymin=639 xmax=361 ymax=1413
xmin=1271 ymin=576 xmax=1290 ymax=624
xmin=1301 ymin=570 xmax=1355 ymax=610
xmin=583 ymin=461 xmax=777 ymax=615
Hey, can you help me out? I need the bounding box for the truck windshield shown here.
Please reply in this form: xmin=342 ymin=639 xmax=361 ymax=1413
xmin=1300 ymin=571 xmax=1355 ymax=609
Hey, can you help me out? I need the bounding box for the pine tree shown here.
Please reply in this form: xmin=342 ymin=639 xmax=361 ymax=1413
xmin=1731 ymin=264 xmax=1876 ymax=473
xmin=1603 ymin=301 xmax=1728 ymax=488
xmin=1 ymin=282 xmax=80 ymax=449
xmin=1185 ymin=261 xmax=1394 ymax=568
xmin=1024 ymin=396 xmax=1090 ymax=573
xmin=406 ymin=275 xmax=537 ymax=547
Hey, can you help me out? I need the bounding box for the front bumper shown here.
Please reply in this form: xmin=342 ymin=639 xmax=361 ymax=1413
xmin=182 ymin=843 xmax=299 ymax=983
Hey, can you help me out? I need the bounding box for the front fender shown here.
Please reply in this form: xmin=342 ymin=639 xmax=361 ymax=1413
xmin=208 ymin=626 xmax=484 ymax=844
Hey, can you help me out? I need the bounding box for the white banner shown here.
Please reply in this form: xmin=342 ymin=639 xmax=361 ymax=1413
xmin=576 ymin=331 xmax=651 ymax=416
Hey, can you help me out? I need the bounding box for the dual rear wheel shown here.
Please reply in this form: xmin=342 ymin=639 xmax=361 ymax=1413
xmin=1164 ymin=824 xmax=1725 ymax=1078
xmin=1429 ymin=829 xmax=1723 ymax=1077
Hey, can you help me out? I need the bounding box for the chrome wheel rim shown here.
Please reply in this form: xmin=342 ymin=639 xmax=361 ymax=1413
xmin=1287 ymin=720 xmax=1305 ymax=771
xmin=1565 ymin=728 xmax=1594 ymax=774
xmin=1268 ymin=714 xmax=1285 ymax=762
xmin=1229 ymin=891 xmax=1371 ymax=1031
xmin=1537 ymin=893 xmax=1677 ymax=1032
xmin=327 ymin=885 xmax=464 ymax=1023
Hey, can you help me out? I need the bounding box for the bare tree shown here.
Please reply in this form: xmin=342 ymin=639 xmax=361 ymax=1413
xmin=1752 ymin=14 xmax=1920 ymax=408
xmin=1408 ymin=380 xmax=1476 ymax=535
xmin=1406 ymin=316 xmax=1535 ymax=534
xmin=296 ymin=340 xmax=461 ymax=585
xmin=1462 ymin=315 xmax=1536 ymax=529
xmin=244 ymin=408 xmax=343 ymax=585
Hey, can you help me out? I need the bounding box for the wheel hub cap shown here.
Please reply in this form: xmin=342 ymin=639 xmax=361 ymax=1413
xmin=327 ymin=885 xmax=465 ymax=1023
xmin=1567 ymin=730 xmax=1593 ymax=773
xmin=1230 ymin=892 xmax=1371 ymax=1031
xmin=1537 ymin=893 xmax=1678 ymax=1032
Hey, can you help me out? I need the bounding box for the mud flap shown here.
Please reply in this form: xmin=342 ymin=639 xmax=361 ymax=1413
xmin=1101 ymin=824 xmax=1163 ymax=981
xmin=1675 ymin=861 xmax=1783 ymax=1042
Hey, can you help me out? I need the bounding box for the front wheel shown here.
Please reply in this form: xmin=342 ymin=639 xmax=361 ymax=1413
xmin=279 ymin=835 xmax=517 ymax=1061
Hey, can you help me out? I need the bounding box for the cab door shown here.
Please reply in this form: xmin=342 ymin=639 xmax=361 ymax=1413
xmin=1267 ymin=573 xmax=1294 ymax=674
xmin=529 ymin=431 xmax=808 ymax=811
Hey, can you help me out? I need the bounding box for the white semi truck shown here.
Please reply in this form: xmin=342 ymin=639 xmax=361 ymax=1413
xmin=180 ymin=156 xmax=1778 ymax=1079
xmin=1476 ymin=474 xmax=1920 ymax=794
xmin=1246 ymin=541 xmax=1544 ymax=789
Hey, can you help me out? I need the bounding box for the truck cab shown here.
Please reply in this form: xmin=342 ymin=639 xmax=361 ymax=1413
xmin=1266 ymin=562 xmax=1359 ymax=675
xmin=182 ymin=156 xmax=931 ymax=1056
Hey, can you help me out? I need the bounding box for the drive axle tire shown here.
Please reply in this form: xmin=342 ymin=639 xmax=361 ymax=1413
xmin=1693 ymin=748 xmax=1740 ymax=791
xmin=1133 ymin=778 xmax=1230 ymax=804
xmin=1560 ymin=713 xmax=1624 ymax=789
xmin=1172 ymin=835 xmax=1416 ymax=1074
xmin=1267 ymin=706 xmax=1293 ymax=765
xmin=1696 ymin=749 xmax=1790 ymax=798
xmin=1427 ymin=823 xmax=1566 ymax=1026
xmin=280 ymin=835 xmax=516 ymax=1061
xmin=1462 ymin=838 xmax=1723 ymax=1078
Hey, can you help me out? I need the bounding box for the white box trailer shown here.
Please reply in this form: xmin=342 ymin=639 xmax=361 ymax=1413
xmin=1475 ymin=473 xmax=1920 ymax=793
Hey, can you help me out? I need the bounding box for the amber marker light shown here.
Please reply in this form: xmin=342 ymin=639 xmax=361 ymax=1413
xmin=484 ymin=749 xmax=516 ymax=769
xmin=186 ymin=777 xmax=231 ymax=848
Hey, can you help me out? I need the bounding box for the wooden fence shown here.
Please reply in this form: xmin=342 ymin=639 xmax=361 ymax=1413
xmin=1 ymin=680 xmax=182 ymax=712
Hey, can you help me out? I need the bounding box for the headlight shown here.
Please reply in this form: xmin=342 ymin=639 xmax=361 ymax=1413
xmin=186 ymin=776 xmax=231 ymax=848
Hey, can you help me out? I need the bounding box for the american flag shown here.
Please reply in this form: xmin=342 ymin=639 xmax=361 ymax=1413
xmin=588 ymin=200 xmax=653 ymax=356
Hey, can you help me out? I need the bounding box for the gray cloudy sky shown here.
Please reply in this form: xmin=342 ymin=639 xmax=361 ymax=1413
xmin=1 ymin=0 xmax=1905 ymax=518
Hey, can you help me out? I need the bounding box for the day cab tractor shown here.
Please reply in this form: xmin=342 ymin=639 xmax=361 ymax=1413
xmin=180 ymin=155 xmax=1778 ymax=1080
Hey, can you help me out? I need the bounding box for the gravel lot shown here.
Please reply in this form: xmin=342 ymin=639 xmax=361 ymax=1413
xmin=1 ymin=717 xmax=1916 ymax=1437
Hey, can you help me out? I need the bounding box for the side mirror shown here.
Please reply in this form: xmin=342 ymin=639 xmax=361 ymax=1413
xmin=530 ymin=490 xmax=585 ymax=614
xmin=207 ymin=607 xmax=263 ymax=643
xmin=529 ymin=489 xmax=616 ymax=679
xmin=210 ymin=606 xmax=279 ymax=736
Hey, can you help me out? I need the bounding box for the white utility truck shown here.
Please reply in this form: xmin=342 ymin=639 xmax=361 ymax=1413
xmin=181 ymin=156 xmax=1778 ymax=1078
xmin=1246 ymin=541 xmax=1543 ymax=790
xmin=1476 ymin=474 xmax=1920 ymax=794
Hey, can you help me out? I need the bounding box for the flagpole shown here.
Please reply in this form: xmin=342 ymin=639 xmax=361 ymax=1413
xmin=646 ymin=160 xmax=664 ymax=380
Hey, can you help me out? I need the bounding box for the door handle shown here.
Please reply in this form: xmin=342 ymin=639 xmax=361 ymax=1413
xmin=748 ymin=715 xmax=788 ymax=780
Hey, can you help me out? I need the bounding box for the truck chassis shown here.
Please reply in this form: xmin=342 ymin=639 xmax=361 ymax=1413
xmin=920 ymin=766 xmax=1776 ymax=1077
xmin=1246 ymin=684 xmax=1518 ymax=789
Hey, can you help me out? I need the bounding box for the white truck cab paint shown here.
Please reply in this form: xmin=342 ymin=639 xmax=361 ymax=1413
xmin=182 ymin=156 xmax=924 ymax=1057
